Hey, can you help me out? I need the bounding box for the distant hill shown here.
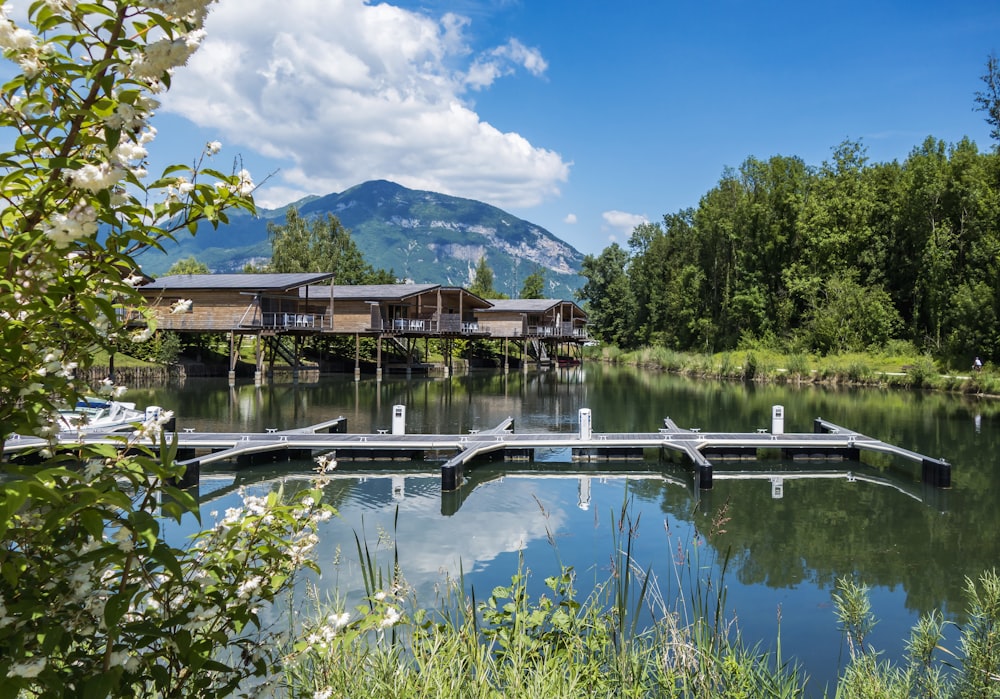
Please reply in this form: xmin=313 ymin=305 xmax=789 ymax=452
xmin=137 ymin=180 xmax=586 ymax=298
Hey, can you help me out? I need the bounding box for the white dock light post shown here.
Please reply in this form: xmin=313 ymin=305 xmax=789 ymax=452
xmin=772 ymin=405 xmax=784 ymax=435
xmin=579 ymin=408 xmax=592 ymax=440
xmin=392 ymin=405 xmax=406 ymax=435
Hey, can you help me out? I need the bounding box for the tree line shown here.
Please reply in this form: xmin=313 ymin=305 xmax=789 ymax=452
xmin=578 ymin=59 xmax=1000 ymax=366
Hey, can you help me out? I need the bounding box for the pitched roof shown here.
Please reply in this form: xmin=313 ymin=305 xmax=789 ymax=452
xmin=303 ymin=283 xmax=440 ymax=301
xmin=143 ymin=273 xmax=334 ymax=292
xmin=477 ymin=299 xmax=587 ymax=317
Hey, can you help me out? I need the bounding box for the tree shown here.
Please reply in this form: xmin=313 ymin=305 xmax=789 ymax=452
xmin=469 ymin=255 xmax=498 ymax=298
xmin=267 ymin=207 xmax=394 ymax=283
xmin=974 ymin=52 xmax=1000 ymax=145
xmin=0 ymin=3 xmax=330 ymax=696
xmin=802 ymin=274 xmax=902 ymax=354
xmin=165 ymin=255 xmax=210 ymax=276
xmin=577 ymin=244 xmax=637 ymax=348
xmin=519 ymin=269 xmax=546 ymax=299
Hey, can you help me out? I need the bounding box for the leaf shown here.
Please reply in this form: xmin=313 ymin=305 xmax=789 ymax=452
xmin=104 ymin=591 xmax=132 ymax=629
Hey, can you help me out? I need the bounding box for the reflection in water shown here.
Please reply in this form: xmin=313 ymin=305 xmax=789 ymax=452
xmin=143 ymin=365 xmax=999 ymax=694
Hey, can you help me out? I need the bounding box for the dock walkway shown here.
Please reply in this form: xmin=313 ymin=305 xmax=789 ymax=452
xmin=2 ymin=413 xmax=951 ymax=491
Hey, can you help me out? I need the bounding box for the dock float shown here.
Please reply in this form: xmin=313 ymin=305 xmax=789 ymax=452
xmin=1 ymin=405 xmax=951 ymax=492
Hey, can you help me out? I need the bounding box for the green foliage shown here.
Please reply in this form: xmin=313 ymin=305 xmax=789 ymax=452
xmin=164 ymin=256 xmax=210 ymax=276
xmin=905 ymin=356 xmax=939 ymax=389
xmin=267 ymin=207 xmax=395 ymax=283
xmin=469 ymin=255 xmax=505 ymax=298
xmin=519 ymin=268 xmax=546 ymax=299
xmin=834 ymin=570 xmax=1000 ymax=699
xmin=0 ymin=3 xmax=334 ymax=695
xmin=974 ymin=52 xmax=1000 ymax=143
xmin=590 ymin=127 xmax=1000 ymax=365
xmin=116 ymin=330 xmax=181 ymax=365
xmin=578 ymin=243 xmax=638 ymax=348
xmin=284 ymin=502 xmax=809 ymax=699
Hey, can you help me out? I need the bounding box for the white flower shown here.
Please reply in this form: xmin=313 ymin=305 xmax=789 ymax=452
xmin=112 ymin=526 xmax=133 ymax=553
xmin=314 ymin=453 xmax=337 ymax=473
xmin=130 ymin=30 xmax=205 ymax=79
xmin=314 ymin=689 xmax=333 ymax=699
xmin=108 ymin=650 xmax=130 ymax=669
xmin=0 ymin=16 xmax=38 ymax=52
xmin=378 ymin=606 xmax=401 ymax=629
xmin=206 ymin=140 xmax=222 ymax=155
xmin=83 ymin=460 xmax=104 ymax=481
xmin=327 ymin=612 xmax=350 ymax=631
xmin=112 ymin=139 xmax=147 ymax=163
xmin=6 ymin=658 xmax=45 ymax=678
xmin=237 ymin=575 xmax=263 ymax=598
xmin=69 ymin=162 xmax=124 ymax=192
xmin=170 ymin=298 xmax=192 ymax=314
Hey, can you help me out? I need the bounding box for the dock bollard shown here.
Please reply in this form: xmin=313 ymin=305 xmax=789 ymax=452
xmin=392 ymin=405 xmax=406 ymax=435
xmin=771 ymin=405 xmax=784 ymax=434
xmin=579 ymin=408 xmax=592 ymax=440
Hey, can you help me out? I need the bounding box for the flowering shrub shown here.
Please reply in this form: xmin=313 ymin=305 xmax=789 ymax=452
xmin=0 ymin=2 xmax=333 ymax=696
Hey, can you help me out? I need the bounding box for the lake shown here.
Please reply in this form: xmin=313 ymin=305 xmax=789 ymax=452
xmin=132 ymin=363 xmax=999 ymax=693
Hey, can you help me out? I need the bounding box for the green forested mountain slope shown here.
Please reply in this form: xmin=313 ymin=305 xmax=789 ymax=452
xmin=138 ymin=180 xmax=585 ymax=297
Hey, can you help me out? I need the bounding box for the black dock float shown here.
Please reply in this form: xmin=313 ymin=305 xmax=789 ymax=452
xmin=442 ymin=462 xmax=462 ymax=491
xmin=922 ymin=457 xmax=951 ymax=488
xmin=335 ymin=449 xmax=424 ymax=461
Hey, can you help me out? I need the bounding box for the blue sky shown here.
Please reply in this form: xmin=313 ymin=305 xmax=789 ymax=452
xmin=157 ymin=0 xmax=1000 ymax=256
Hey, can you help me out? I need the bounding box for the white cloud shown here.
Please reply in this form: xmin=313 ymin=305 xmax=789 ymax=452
xmin=466 ymin=38 xmax=548 ymax=89
xmin=165 ymin=0 xmax=568 ymax=208
xmin=563 ymin=213 xmax=577 ymax=224
xmin=602 ymin=210 xmax=648 ymax=235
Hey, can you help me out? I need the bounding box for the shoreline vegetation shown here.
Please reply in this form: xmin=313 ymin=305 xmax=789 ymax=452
xmin=92 ymin=341 xmax=1000 ymax=401
xmin=586 ymin=344 xmax=1000 ymax=399
xmin=282 ymin=503 xmax=1000 ymax=699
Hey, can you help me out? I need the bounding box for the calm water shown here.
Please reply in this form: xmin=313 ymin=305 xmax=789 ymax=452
xmin=134 ymin=364 xmax=1000 ymax=693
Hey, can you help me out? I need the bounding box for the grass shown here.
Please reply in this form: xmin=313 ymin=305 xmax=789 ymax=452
xmin=280 ymin=497 xmax=1000 ymax=698
xmin=93 ymin=349 xmax=159 ymax=368
xmin=283 ymin=497 xmax=810 ymax=698
xmin=587 ymin=344 xmax=1000 ymax=396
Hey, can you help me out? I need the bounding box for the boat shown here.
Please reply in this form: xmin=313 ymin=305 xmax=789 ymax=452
xmin=58 ymin=397 xmax=164 ymax=432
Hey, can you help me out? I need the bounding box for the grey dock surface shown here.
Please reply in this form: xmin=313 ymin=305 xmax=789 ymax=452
xmin=2 ymin=414 xmax=950 ymax=492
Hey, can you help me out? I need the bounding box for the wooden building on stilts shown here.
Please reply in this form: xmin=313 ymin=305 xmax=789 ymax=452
xmin=136 ymin=274 xmax=589 ymax=383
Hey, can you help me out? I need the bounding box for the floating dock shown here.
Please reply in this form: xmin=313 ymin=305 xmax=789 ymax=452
xmin=2 ymin=405 xmax=951 ymax=492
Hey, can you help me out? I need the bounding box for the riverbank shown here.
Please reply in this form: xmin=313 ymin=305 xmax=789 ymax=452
xmin=587 ymin=345 xmax=1000 ymax=398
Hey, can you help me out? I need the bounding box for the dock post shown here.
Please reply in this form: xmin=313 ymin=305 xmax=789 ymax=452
xmin=171 ymin=460 xmax=199 ymax=489
xmin=441 ymin=463 xmax=462 ymax=491
xmin=697 ymin=463 xmax=713 ymax=490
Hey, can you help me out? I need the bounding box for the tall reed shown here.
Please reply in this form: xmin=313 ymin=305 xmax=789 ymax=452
xmin=282 ymin=496 xmax=810 ymax=697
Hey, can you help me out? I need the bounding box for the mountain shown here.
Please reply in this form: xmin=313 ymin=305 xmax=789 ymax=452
xmin=137 ymin=180 xmax=586 ymax=298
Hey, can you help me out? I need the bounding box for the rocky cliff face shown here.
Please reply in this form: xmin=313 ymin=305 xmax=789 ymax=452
xmin=140 ymin=180 xmax=585 ymax=298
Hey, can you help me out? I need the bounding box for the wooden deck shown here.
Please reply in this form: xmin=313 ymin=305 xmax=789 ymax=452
xmin=2 ymin=413 xmax=951 ymax=493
